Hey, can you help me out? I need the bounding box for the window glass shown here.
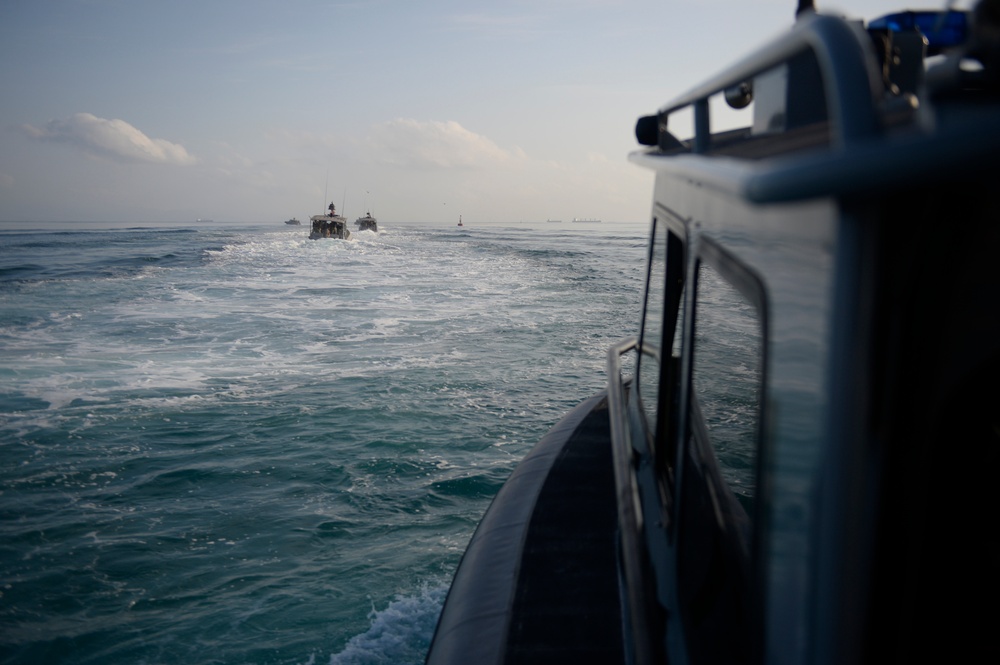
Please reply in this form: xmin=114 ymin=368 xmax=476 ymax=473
xmin=637 ymin=221 xmax=666 ymax=433
xmin=636 ymin=220 xmax=684 ymax=447
xmin=692 ymin=260 xmax=763 ymax=510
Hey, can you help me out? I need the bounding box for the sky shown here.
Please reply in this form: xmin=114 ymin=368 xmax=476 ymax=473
xmin=0 ymin=0 xmax=964 ymax=225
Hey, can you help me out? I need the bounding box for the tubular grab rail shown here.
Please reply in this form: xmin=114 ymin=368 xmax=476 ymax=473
xmin=606 ymin=335 xmax=658 ymax=665
xmin=606 ymin=336 xmax=641 ymax=536
xmin=658 ymin=12 xmax=883 ymax=151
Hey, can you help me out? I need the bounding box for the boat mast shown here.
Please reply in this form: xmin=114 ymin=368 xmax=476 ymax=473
xmin=323 ymin=166 xmax=329 ymax=216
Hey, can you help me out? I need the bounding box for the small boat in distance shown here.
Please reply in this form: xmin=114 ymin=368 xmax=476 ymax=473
xmin=571 ymin=217 xmax=601 ymax=223
xmin=308 ymin=202 xmax=350 ymax=240
xmin=196 ymin=218 xmax=214 ymax=223
xmin=355 ymin=212 xmax=378 ymax=232
xmin=284 ymin=217 xmax=301 ymax=225
xmin=457 ymin=215 xmax=464 ymax=227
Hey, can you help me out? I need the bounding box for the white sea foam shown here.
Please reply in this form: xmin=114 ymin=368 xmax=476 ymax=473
xmin=328 ymin=585 xmax=447 ymax=665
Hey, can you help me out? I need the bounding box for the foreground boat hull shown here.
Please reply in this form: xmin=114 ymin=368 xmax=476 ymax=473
xmin=426 ymin=393 xmax=623 ymax=665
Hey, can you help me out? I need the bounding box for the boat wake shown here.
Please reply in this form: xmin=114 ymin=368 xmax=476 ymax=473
xmin=329 ymin=585 xmax=447 ymax=665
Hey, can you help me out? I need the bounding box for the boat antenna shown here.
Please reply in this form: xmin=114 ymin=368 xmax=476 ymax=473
xmin=323 ymin=166 xmax=329 ymax=214
xmin=934 ymin=0 xmax=958 ymax=35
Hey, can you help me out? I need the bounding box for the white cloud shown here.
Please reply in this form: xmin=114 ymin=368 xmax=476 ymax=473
xmin=22 ymin=113 xmax=196 ymax=165
xmin=368 ymin=119 xmax=513 ymax=170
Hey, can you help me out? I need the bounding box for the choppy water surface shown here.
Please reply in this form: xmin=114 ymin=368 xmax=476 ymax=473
xmin=0 ymin=220 xmax=647 ymax=664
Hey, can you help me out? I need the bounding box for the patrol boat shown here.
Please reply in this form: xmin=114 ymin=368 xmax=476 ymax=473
xmin=355 ymin=212 xmax=378 ymax=232
xmin=309 ymin=202 xmax=350 ymax=240
xmin=426 ymin=2 xmax=999 ymax=664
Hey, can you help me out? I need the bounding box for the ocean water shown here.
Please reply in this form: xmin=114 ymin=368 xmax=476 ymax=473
xmin=0 ymin=220 xmax=647 ymax=664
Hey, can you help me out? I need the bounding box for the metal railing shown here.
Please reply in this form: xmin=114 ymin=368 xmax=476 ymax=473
xmin=606 ymin=335 xmax=659 ymax=665
xmin=658 ymin=12 xmax=883 ymax=152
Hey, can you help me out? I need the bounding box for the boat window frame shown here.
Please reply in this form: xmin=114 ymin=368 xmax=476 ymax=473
xmin=689 ymin=239 xmax=768 ymax=515
xmin=633 ymin=207 xmax=687 ymax=483
xmin=670 ymin=234 xmax=769 ymax=665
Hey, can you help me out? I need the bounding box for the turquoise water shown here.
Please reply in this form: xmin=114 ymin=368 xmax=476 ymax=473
xmin=0 ymin=221 xmax=647 ymax=664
